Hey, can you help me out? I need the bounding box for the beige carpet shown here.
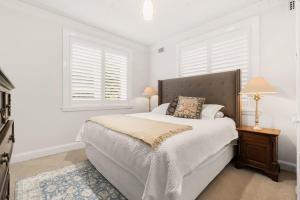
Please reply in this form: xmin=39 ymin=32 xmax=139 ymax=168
xmin=11 ymin=149 xmax=296 ymax=200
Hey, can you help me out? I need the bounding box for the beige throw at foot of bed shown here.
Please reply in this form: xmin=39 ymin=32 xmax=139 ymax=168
xmin=88 ymin=115 xmax=192 ymax=148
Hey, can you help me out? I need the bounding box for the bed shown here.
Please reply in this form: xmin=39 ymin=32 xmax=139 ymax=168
xmin=79 ymin=70 xmax=241 ymax=200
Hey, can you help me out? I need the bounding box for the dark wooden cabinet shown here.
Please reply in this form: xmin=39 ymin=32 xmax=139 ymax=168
xmin=0 ymin=69 xmax=14 ymax=199
xmin=235 ymin=126 xmax=280 ymax=182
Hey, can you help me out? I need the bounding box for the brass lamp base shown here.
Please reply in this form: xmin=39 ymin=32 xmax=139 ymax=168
xmin=253 ymin=125 xmax=262 ymax=130
xmin=148 ymin=96 xmax=151 ymax=112
xmin=253 ymin=94 xmax=262 ymax=130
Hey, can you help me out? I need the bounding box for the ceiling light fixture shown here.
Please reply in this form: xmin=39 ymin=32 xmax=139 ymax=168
xmin=143 ymin=0 xmax=154 ymax=21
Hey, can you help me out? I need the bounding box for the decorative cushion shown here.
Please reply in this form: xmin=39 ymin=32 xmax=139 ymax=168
xmin=166 ymin=96 xmax=179 ymax=115
xmin=173 ymin=96 xmax=205 ymax=119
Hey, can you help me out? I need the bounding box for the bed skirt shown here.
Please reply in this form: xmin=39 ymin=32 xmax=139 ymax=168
xmin=85 ymin=143 xmax=235 ymax=200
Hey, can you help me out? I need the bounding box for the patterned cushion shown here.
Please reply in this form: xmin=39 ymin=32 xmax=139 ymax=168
xmin=166 ymin=96 xmax=179 ymax=115
xmin=173 ymin=96 xmax=205 ymax=119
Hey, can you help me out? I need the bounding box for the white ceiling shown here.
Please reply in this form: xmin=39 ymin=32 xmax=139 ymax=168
xmin=20 ymin=0 xmax=261 ymax=45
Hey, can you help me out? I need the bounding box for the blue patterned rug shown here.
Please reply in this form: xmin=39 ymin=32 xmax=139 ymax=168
xmin=15 ymin=161 xmax=127 ymax=200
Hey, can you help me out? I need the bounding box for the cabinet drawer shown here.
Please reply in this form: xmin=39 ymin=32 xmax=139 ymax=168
xmin=0 ymin=168 xmax=8 ymax=200
xmin=239 ymin=131 xmax=271 ymax=144
xmin=1 ymin=93 xmax=10 ymax=125
xmin=0 ymin=121 xmax=14 ymax=190
xmin=241 ymin=142 xmax=271 ymax=169
xmin=0 ymin=121 xmax=14 ymax=161
xmin=4 ymin=93 xmax=10 ymax=119
xmin=0 ymin=94 xmax=4 ymax=131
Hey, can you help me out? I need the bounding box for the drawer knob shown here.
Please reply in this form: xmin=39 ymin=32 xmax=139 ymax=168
xmin=6 ymin=105 xmax=11 ymax=113
xmin=0 ymin=153 xmax=8 ymax=166
xmin=0 ymin=108 xmax=5 ymax=117
xmin=0 ymin=108 xmax=6 ymax=121
xmin=9 ymin=135 xmax=15 ymax=143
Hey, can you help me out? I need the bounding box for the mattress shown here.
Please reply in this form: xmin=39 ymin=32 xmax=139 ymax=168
xmin=78 ymin=112 xmax=238 ymax=200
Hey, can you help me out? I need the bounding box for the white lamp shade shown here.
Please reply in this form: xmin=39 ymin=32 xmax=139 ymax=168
xmin=143 ymin=86 xmax=157 ymax=96
xmin=143 ymin=0 xmax=154 ymax=21
xmin=240 ymin=77 xmax=277 ymax=94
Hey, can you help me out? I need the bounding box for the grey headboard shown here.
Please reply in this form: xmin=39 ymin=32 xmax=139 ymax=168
xmin=158 ymin=70 xmax=241 ymax=127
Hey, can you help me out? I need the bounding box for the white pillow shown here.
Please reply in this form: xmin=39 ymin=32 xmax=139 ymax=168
xmin=151 ymin=103 xmax=170 ymax=114
xmin=215 ymin=111 xmax=225 ymax=118
xmin=201 ymin=104 xmax=224 ymax=119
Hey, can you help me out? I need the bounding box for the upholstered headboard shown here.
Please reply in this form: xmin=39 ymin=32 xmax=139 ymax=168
xmin=158 ymin=70 xmax=241 ymax=127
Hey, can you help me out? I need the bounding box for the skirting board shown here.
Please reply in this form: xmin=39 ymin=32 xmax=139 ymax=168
xmin=279 ymin=160 xmax=296 ymax=173
xmin=11 ymin=142 xmax=85 ymax=164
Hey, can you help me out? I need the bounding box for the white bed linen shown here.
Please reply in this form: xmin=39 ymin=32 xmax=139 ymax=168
xmin=78 ymin=113 xmax=238 ymax=200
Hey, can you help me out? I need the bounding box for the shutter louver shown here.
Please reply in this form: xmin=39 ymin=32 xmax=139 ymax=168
xmin=71 ymin=43 xmax=102 ymax=101
xmin=180 ymin=46 xmax=208 ymax=77
xmin=211 ymin=35 xmax=249 ymax=88
xmin=104 ymin=52 xmax=128 ymax=101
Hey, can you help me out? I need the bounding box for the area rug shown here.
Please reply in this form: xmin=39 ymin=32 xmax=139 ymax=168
xmin=15 ymin=161 xmax=127 ymax=200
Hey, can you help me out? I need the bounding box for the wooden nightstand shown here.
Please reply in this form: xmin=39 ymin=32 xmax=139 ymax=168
xmin=235 ymin=126 xmax=280 ymax=182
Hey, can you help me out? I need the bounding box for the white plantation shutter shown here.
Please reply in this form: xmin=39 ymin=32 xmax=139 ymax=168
xmin=178 ymin=29 xmax=250 ymax=90
xmin=211 ymin=34 xmax=249 ymax=88
xmin=71 ymin=43 xmax=102 ymax=101
xmin=68 ymin=36 xmax=129 ymax=107
xmin=104 ymin=52 xmax=128 ymax=101
xmin=179 ymin=45 xmax=208 ymax=77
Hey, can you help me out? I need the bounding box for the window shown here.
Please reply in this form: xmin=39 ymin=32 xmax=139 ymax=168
xmin=177 ymin=18 xmax=259 ymax=108
xmin=63 ymin=30 xmax=131 ymax=111
xmin=180 ymin=44 xmax=208 ymax=77
xmin=179 ymin=30 xmax=250 ymax=89
xmin=178 ymin=18 xmax=259 ymax=91
xmin=211 ymin=32 xmax=249 ymax=88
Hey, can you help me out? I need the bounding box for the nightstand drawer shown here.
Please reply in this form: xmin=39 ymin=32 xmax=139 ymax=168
xmin=239 ymin=132 xmax=272 ymax=167
xmin=241 ymin=142 xmax=271 ymax=169
xmin=239 ymin=131 xmax=270 ymax=144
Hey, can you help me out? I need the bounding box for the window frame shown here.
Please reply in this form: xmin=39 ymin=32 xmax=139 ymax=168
xmin=176 ymin=17 xmax=260 ymax=111
xmin=62 ymin=29 xmax=133 ymax=112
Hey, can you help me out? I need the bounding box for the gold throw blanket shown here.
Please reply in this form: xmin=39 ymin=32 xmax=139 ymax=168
xmin=88 ymin=115 xmax=192 ymax=148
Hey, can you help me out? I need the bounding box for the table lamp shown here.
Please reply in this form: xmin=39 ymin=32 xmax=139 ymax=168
xmin=240 ymin=77 xmax=277 ymax=130
xmin=143 ymin=86 xmax=157 ymax=111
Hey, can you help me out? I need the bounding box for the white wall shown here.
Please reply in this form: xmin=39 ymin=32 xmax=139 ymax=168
xmin=0 ymin=0 xmax=150 ymax=161
xmin=149 ymin=1 xmax=297 ymax=170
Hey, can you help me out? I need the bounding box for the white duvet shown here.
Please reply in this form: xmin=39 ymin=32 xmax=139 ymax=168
xmin=78 ymin=113 xmax=238 ymax=200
